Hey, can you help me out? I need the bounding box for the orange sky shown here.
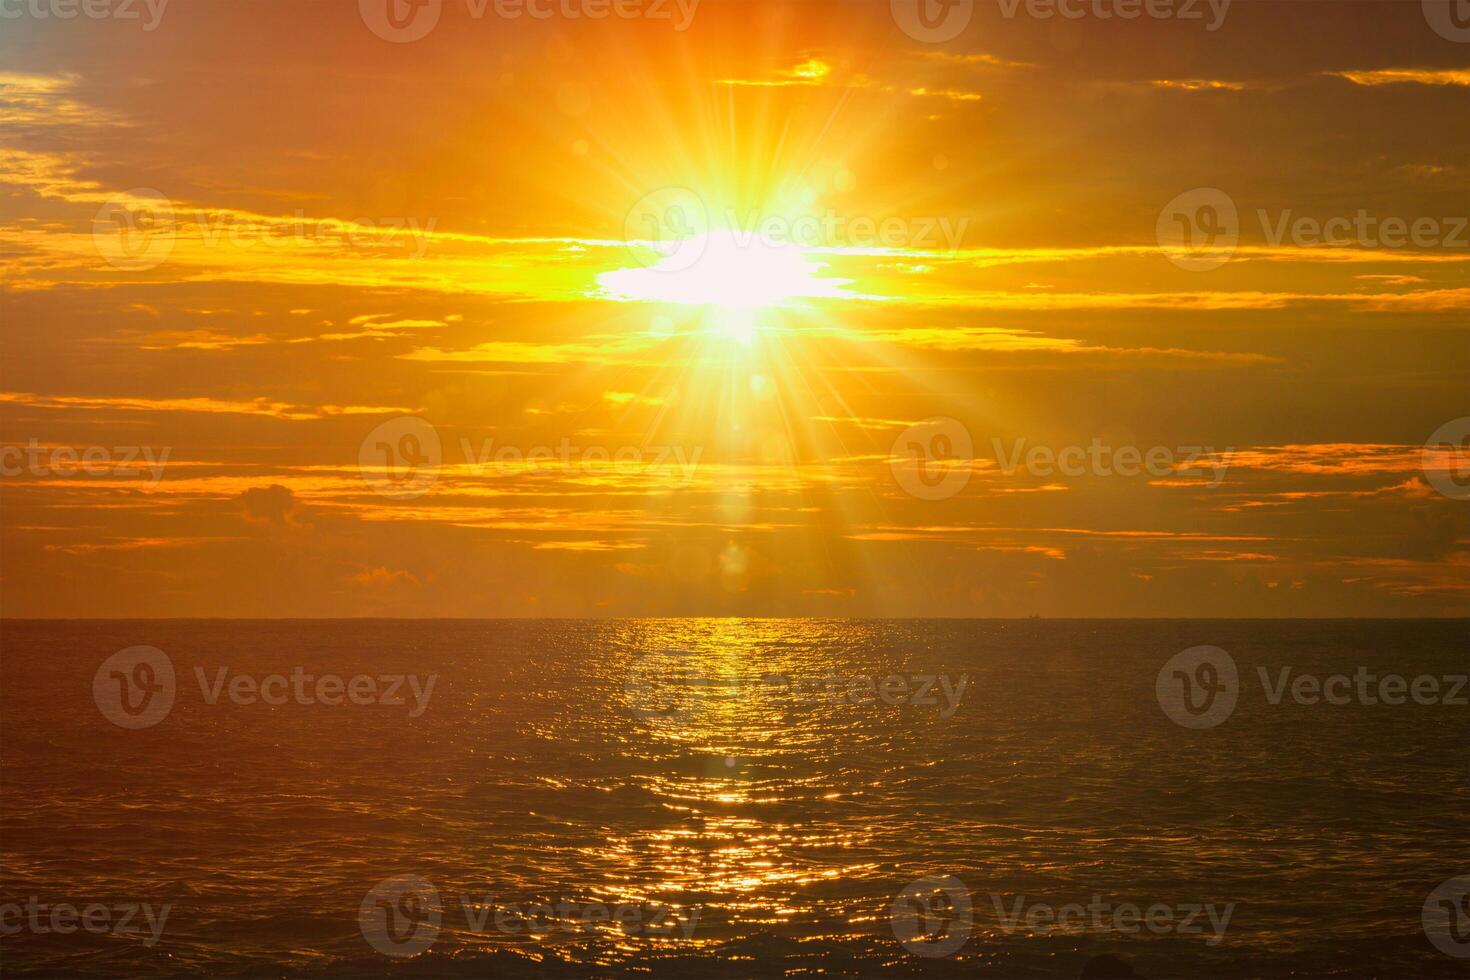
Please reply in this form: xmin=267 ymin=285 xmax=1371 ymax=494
xmin=1 ymin=0 xmax=1467 ymax=616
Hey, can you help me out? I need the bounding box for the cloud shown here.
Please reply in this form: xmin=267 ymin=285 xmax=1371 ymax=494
xmin=137 ymin=330 xmax=276 ymax=351
xmin=0 ymin=391 xmax=415 ymax=421
xmin=1149 ymin=78 xmax=1249 ymax=92
xmin=351 ymin=565 xmax=422 ymax=588
xmin=527 ymin=539 xmax=647 ymax=550
xmin=1331 ymin=68 xmax=1470 ymax=87
xmin=718 ymin=58 xmax=832 ymax=88
xmin=0 ymin=72 xmax=124 ymax=134
xmin=905 ymin=87 xmax=983 ymax=102
xmin=917 ymin=51 xmax=1035 ymax=71
xmin=239 ymin=485 xmax=306 ymax=528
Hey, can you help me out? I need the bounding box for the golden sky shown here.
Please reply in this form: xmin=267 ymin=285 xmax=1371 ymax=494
xmin=1 ymin=0 xmax=1467 ymax=616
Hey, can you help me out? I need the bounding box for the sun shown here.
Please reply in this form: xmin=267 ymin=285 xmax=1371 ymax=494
xmin=595 ymin=229 xmax=854 ymax=314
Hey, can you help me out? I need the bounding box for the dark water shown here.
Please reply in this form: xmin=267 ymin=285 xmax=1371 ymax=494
xmin=1 ymin=619 xmax=1467 ymax=978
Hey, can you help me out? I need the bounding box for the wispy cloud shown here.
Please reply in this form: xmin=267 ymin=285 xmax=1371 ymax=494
xmin=0 ymin=392 xmax=415 ymax=421
xmin=718 ymin=58 xmax=832 ymax=88
xmin=1330 ymin=68 xmax=1470 ymax=87
xmin=1149 ymin=78 xmax=1249 ymax=92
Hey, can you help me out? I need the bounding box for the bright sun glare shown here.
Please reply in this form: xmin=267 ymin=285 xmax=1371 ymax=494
xmin=596 ymin=230 xmax=853 ymax=313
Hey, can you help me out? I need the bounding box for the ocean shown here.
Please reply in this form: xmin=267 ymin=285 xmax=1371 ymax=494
xmin=1 ymin=619 xmax=1467 ymax=977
